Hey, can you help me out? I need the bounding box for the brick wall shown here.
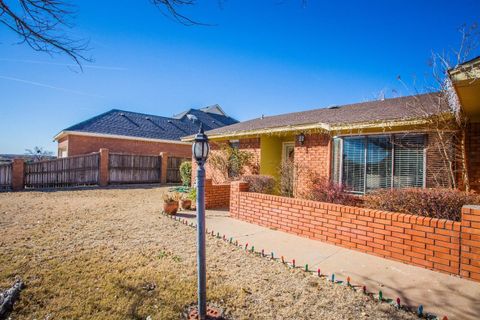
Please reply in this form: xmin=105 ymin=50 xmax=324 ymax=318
xmin=467 ymin=123 xmax=480 ymax=192
xmin=63 ymin=134 xmax=191 ymax=158
xmin=229 ymin=181 xmax=480 ymax=281
xmin=205 ymin=179 xmax=230 ymax=209
xmin=460 ymin=205 xmax=480 ymax=281
xmin=425 ymin=132 xmax=456 ymax=188
xmin=293 ymin=133 xmax=331 ymax=196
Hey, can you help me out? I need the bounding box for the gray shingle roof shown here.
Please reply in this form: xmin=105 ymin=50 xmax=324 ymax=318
xmin=204 ymin=93 xmax=449 ymax=137
xmin=62 ymin=107 xmax=238 ymax=141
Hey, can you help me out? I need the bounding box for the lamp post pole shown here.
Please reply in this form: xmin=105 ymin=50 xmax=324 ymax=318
xmin=193 ymin=125 xmax=209 ymax=320
xmin=196 ymin=161 xmax=207 ymax=319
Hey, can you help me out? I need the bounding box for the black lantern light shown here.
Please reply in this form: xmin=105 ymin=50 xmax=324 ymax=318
xmin=193 ymin=125 xmax=210 ymax=164
xmin=297 ymin=132 xmax=305 ymax=145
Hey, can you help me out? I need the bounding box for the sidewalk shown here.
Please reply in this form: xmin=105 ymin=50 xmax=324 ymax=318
xmin=179 ymin=209 xmax=480 ymax=320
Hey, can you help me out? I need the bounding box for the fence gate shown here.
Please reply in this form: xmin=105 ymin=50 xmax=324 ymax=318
xmin=167 ymin=157 xmax=189 ymax=183
xmin=24 ymin=153 xmax=100 ymax=189
xmin=109 ymin=153 xmax=161 ymax=184
xmin=0 ymin=164 xmax=12 ymax=191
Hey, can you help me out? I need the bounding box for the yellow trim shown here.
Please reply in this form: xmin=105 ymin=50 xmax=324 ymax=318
xmin=182 ymin=116 xmax=452 ymax=141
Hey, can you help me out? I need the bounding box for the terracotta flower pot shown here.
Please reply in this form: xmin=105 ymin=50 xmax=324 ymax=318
xmin=180 ymin=199 xmax=192 ymax=210
xmin=163 ymin=201 xmax=179 ymax=215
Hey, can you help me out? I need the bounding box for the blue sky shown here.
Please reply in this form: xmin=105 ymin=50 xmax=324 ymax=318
xmin=0 ymin=0 xmax=479 ymax=154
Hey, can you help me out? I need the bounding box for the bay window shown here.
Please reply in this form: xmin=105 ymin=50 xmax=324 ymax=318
xmin=332 ymin=134 xmax=426 ymax=193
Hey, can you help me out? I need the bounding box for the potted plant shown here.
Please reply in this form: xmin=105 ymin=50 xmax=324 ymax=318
xmin=180 ymin=193 xmax=192 ymax=210
xmin=162 ymin=192 xmax=180 ymax=215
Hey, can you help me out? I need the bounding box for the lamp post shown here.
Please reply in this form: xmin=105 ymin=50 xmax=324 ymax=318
xmin=192 ymin=125 xmax=209 ymax=320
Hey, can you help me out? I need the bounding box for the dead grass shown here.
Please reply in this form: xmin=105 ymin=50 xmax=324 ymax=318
xmin=0 ymin=187 xmax=417 ymax=319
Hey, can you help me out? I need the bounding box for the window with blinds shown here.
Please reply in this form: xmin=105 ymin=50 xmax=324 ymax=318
xmin=331 ymin=134 xmax=426 ymax=193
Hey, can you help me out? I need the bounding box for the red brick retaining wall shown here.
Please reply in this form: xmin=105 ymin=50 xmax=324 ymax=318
xmin=205 ymin=179 xmax=230 ymax=209
xmin=230 ymin=181 xmax=480 ymax=282
xmin=461 ymin=205 xmax=480 ymax=281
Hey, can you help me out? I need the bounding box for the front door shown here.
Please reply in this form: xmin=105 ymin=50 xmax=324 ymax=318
xmin=282 ymin=142 xmax=295 ymax=163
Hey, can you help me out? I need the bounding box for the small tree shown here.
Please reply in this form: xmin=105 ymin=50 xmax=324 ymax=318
xmin=278 ymin=159 xmax=297 ymax=197
xmin=397 ymin=23 xmax=479 ymax=191
xmin=25 ymin=146 xmax=54 ymax=162
xmin=208 ymin=143 xmax=255 ymax=182
xmin=179 ymin=161 xmax=192 ymax=186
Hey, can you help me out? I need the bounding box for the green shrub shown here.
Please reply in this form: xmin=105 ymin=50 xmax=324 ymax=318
xmin=363 ymin=188 xmax=480 ymax=221
xmin=179 ymin=161 xmax=192 ymax=186
xmin=242 ymin=175 xmax=276 ymax=194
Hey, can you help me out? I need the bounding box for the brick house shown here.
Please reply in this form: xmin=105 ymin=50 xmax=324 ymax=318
xmin=54 ymin=105 xmax=238 ymax=159
xmin=185 ymin=58 xmax=480 ymax=194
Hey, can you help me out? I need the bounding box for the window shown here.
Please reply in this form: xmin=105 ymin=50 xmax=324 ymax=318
xmin=332 ymin=134 xmax=426 ymax=193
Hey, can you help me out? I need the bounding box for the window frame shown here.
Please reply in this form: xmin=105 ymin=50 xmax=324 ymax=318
xmin=332 ymin=133 xmax=427 ymax=194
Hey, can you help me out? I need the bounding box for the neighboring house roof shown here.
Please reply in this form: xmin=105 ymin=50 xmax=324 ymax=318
xmin=186 ymin=93 xmax=450 ymax=140
xmin=55 ymin=107 xmax=238 ymax=142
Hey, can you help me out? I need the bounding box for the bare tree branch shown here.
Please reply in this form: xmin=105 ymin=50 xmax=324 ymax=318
xmin=0 ymin=0 xmax=215 ymax=68
xmin=0 ymin=0 xmax=91 ymax=69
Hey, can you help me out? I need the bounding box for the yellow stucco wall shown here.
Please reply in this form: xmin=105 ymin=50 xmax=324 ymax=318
xmin=259 ymin=135 xmax=294 ymax=179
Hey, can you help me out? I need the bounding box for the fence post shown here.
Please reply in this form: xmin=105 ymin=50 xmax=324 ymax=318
xmin=11 ymin=159 xmax=25 ymax=191
xmin=460 ymin=205 xmax=480 ymax=282
xmin=160 ymin=152 xmax=168 ymax=184
xmin=99 ymin=149 xmax=110 ymax=187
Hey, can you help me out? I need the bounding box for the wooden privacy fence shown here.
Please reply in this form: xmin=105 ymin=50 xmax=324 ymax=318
xmin=0 ymin=164 xmax=12 ymax=191
xmin=109 ymin=153 xmax=161 ymax=184
xmin=24 ymin=153 xmax=100 ymax=189
xmin=167 ymin=157 xmax=189 ymax=183
xmin=1 ymin=149 xmax=188 ymax=191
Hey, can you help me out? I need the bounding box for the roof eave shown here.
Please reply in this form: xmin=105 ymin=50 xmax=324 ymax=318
xmin=181 ymin=116 xmax=451 ymax=141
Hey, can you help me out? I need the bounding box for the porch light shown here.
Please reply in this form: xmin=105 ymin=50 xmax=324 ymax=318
xmin=297 ymin=133 xmax=306 ymax=145
xmin=193 ymin=125 xmax=210 ymax=164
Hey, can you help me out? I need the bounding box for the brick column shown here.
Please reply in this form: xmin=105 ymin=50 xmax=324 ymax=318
xmin=160 ymin=152 xmax=168 ymax=184
xmin=229 ymin=181 xmax=249 ymax=217
xmin=204 ymin=179 xmax=213 ymax=209
xmin=461 ymin=205 xmax=480 ymax=282
xmin=99 ymin=148 xmax=110 ymax=187
xmin=12 ymin=159 xmax=25 ymax=191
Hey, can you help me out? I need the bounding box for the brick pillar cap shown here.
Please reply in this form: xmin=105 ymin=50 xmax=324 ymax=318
xmin=463 ymin=205 xmax=480 ymax=210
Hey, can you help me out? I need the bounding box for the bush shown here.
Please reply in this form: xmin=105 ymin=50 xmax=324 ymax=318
xmin=179 ymin=161 xmax=192 ymax=186
xmin=301 ymin=177 xmax=360 ymax=206
xmin=242 ymin=175 xmax=276 ymax=194
xmin=278 ymin=160 xmax=296 ymax=197
xmin=363 ymin=188 xmax=480 ymax=221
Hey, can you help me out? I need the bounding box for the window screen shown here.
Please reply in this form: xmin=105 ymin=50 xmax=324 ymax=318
xmin=366 ymin=136 xmax=392 ymax=191
xmin=393 ymin=135 xmax=425 ymax=188
xmin=334 ymin=134 xmax=426 ymax=193
xmin=342 ymin=137 xmax=365 ymax=193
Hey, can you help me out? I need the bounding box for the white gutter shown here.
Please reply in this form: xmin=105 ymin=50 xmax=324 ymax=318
xmin=54 ymin=130 xmax=191 ymax=145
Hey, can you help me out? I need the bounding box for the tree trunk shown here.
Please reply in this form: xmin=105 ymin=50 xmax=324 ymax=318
xmin=0 ymin=279 xmax=24 ymax=319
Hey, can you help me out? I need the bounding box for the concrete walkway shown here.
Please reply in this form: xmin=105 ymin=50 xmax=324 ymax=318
xmin=178 ymin=209 xmax=480 ymax=320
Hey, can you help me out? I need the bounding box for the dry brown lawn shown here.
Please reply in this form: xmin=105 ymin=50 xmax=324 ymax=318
xmin=0 ymin=187 xmax=417 ymax=319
